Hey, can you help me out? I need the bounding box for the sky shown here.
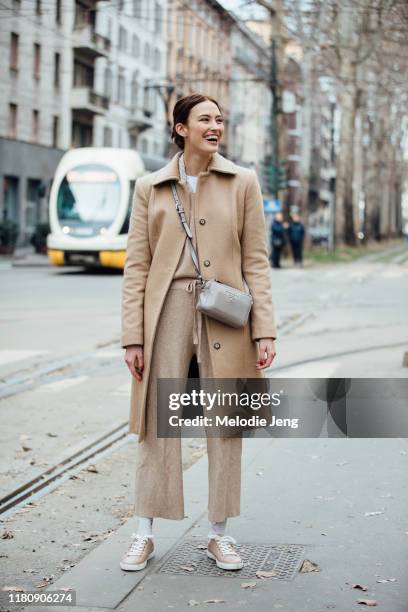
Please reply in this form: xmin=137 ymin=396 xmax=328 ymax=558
xmin=218 ymin=0 xmax=268 ymax=19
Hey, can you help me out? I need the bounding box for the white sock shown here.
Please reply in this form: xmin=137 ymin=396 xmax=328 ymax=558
xmin=208 ymin=518 xmax=227 ymax=539
xmin=137 ymin=516 xmax=154 ymax=537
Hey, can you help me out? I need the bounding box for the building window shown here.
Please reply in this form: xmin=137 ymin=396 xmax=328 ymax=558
xmin=52 ymin=116 xmax=59 ymax=147
xmin=72 ymin=120 xmax=93 ymax=147
xmin=104 ymin=65 xmax=112 ymax=98
xmin=118 ymin=73 xmax=125 ymax=105
xmin=8 ymin=103 xmax=17 ymax=138
xmin=73 ymin=59 xmax=93 ymax=87
xmin=154 ymin=2 xmax=162 ymax=34
xmin=56 ymin=0 xmax=61 ymax=24
xmin=144 ymin=42 xmax=150 ymax=65
xmin=32 ymin=110 xmax=39 ymax=143
xmin=10 ymin=33 xmax=19 ymax=71
xmin=133 ymin=0 xmax=141 ymax=18
xmin=103 ymin=125 xmax=112 ymax=146
xmin=33 ymin=43 xmax=41 ymax=80
xmin=177 ymin=14 xmax=183 ymax=43
xmin=131 ymin=71 xmax=139 ymax=109
xmin=141 ymin=138 xmax=148 ymax=153
xmin=153 ymin=48 xmax=161 ymax=71
xmin=132 ymin=34 xmax=139 ymax=57
xmin=54 ymin=52 xmax=60 ymax=88
xmin=118 ymin=26 xmax=127 ymax=52
xmin=36 ymin=0 xmax=41 ymax=15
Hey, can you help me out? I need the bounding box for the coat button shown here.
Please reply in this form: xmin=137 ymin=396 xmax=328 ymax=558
xmin=204 ymin=259 xmax=210 ymax=267
xmin=199 ymin=218 xmax=206 ymax=225
xmin=213 ymin=342 xmax=221 ymax=349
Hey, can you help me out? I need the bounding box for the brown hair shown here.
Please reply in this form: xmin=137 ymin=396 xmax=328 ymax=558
xmin=171 ymin=93 xmax=222 ymax=150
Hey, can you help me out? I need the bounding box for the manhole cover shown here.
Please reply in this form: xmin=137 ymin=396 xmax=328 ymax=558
xmin=157 ymin=539 xmax=305 ymax=580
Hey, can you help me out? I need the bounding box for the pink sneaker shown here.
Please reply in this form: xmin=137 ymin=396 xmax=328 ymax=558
xmin=120 ymin=533 xmax=154 ymax=571
xmin=207 ymin=535 xmax=243 ymax=570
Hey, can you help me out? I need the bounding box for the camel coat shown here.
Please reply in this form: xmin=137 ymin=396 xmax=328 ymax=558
xmin=121 ymin=151 xmax=278 ymax=442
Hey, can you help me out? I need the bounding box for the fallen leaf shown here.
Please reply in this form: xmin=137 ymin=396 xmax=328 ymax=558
xmin=364 ymin=511 xmax=384 ymax=517
xmin=46 ymin=432 xmax=58 ymax=437
xmin=356 ymin=598 xmax=378 ymax=606
xmin=256 ymin=569 xmax=277 ymax=579
xmin=21 ymin=444 xmax=32 ymax=452
xmin=241 ymin=581 xmax=257 ymax=588
xmin=1 ymin=530 xmax=14 ymax=539
xmin=203 ymin=599 xmax=225 ymax=604
xmin=86 ymin=465 xmax=98 ymax=473
xmin=180 ymin=565 xmax=196 ymax=572
xmin=299 ymin=559 xmax=321 ymax=573
xmin=188 ymin=600 xmax=200 ymax=606
xmin=35 ymin=575 xmax=54 ymax=588
xmin=376 ymin=578 xmax=397 ymax=583
xmin=352 ymin=584 xmax=368 ymax=591
xmin=196 ymin=544 xmax=207 ymax=550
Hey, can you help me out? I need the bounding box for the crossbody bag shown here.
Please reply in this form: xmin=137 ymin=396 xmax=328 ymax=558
xmin=170 ymin=182 xmax=253 ymax=329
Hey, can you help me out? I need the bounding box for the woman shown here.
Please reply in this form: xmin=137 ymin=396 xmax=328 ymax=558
xmin=120 ymin=93 xmax=278 ymax=572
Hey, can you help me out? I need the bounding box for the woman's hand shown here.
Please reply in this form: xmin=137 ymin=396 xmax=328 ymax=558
xmin=124 ymin=345 xmax=144 ymax=381
xmin=256 ymin=338 xmax=276 ymax=369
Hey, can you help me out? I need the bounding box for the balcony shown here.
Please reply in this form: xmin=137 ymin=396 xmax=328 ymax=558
xmin=71 ymin=87 xmax=109 ymax=117
xmin=72 ymin=24 xmax=111 ymax=59
xmin=128 ymin=107 xmax=154 ymax=135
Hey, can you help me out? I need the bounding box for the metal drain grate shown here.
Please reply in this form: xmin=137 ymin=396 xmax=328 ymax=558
xmin=157 ymin=539 xmax=306 ymax=580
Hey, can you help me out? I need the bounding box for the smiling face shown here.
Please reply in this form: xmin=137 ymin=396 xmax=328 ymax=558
xmin=175 ymin=100 xmax=224 ymax=154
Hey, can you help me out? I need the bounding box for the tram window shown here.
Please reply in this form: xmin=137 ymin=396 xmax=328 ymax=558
xmin=119 ymin=179 xmax=135 ymax=234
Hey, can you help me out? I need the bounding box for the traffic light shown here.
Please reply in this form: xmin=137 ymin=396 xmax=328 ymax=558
xmin=263 ymin=158 xmax=288 ymax=194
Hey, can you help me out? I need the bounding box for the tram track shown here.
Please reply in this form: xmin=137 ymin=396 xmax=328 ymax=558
xmin=0 ymin=421 xmax=129 ymax=518
xmin=2 ymin=337 xmax=407 ymax=519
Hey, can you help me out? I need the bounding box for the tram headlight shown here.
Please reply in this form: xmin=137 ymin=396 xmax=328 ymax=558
xmin=99 ymin=227 xmax=107 ymax=234
xmin=62 ymin=226 xmax=71 ymax=234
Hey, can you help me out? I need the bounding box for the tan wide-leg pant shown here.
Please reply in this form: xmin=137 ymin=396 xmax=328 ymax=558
xmin=134 ymin=278 xmax=242 ymax=523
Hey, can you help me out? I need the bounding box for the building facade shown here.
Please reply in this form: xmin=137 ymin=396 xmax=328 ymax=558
xmin=0 ymin=0 xmax=167 ymax=246
xmin=166 ymin=0 xmax=233 ymax=156
xmin=228 ymin=18 xmax=272 ymax=182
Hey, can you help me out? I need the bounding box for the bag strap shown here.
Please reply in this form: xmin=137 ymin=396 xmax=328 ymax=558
xmin=170 ymin=182 xmax=204 ymax=284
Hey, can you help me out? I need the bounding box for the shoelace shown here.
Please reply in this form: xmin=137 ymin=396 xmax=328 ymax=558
xmin=127 ymin=533 xmax=152 ymax=557
xmin=212 ymin=535 xmax=240 ymax=557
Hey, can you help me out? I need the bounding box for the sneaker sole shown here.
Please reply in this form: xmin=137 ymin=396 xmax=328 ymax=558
xmin=207 ymin=550 xmax=243 ymax=570
xmin=120 ymin=551 xmax=155 ymax=571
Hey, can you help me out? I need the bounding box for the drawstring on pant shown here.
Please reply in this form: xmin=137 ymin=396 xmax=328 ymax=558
xmin=186 ymin=279 xmax=203 ymax=364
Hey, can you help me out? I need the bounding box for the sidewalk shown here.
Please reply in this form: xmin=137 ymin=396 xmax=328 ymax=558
xmin=2 ymin=247 xmax=50 ymax=268
xmin=21 ymin=433 xmax=408 ymax=612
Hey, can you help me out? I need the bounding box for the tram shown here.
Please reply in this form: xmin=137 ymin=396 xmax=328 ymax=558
xmin=47 ymin=147 xmax=165 ymax=269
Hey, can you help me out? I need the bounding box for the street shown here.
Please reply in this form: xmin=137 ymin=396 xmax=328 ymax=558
xmin=1 ymin=242 xmax=408 ymax=611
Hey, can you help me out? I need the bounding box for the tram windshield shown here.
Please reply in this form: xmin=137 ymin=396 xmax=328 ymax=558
xmin=56 ymin=164 xmax=120 ymax=234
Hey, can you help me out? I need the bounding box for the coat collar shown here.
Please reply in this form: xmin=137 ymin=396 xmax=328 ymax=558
xmin=150 ymin=151 xmax=237 ymax=186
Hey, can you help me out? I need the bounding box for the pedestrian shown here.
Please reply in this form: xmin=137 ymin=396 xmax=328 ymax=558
xmin=270 ymin=211 xmax=287 ymax=268
xmin=120 ymin=93 xmax=278 ymax=573
xmin=287 ymin=212 xmax=305 ymax=266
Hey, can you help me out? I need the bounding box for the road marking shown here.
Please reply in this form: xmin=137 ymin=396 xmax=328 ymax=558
xmin=0 ymin=349 xmax=49 ymax=367
xmin=33 ymin=376 xmax=88 ymax=392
